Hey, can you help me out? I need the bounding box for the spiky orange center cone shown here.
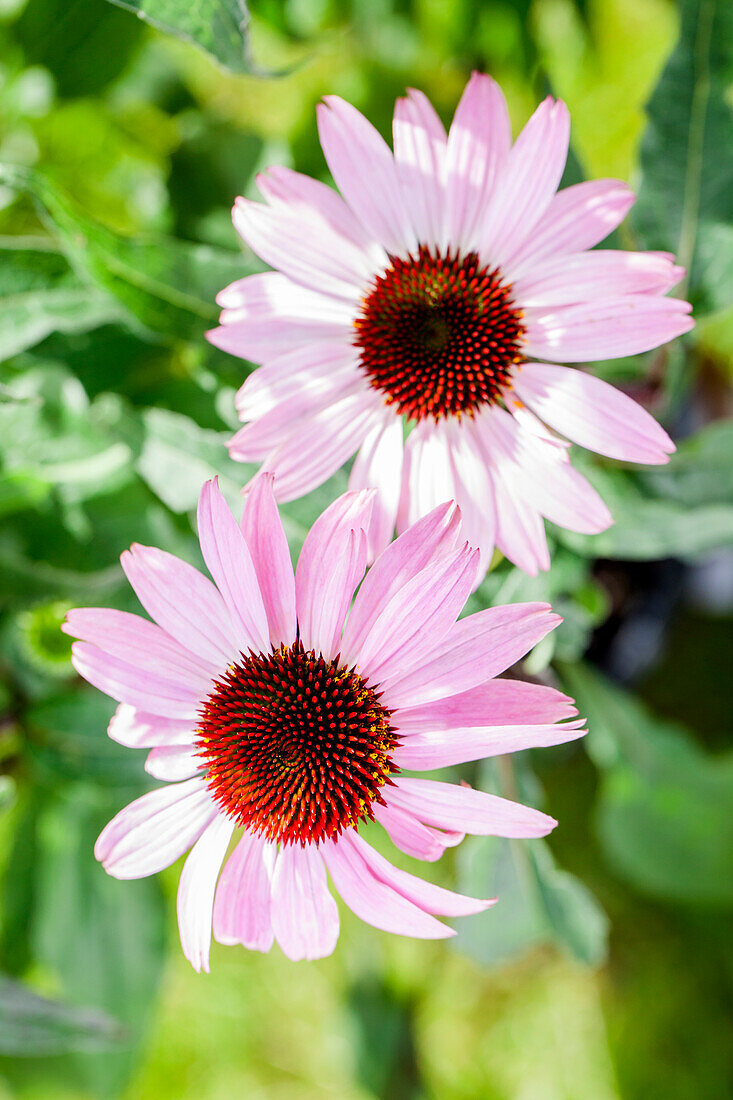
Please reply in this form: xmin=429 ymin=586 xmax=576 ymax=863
xmin=354 ymin=246 xmax=525 ymax=422
xmin=196 ymin=641 xmax=399 ymax=846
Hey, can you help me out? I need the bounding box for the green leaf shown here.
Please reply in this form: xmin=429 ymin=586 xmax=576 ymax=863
xmin=31 ymin=787 xmax=166 ymax=1094
xmin=556 ymin=447 xmax=733 ymax=561
xmin=0 ymin=167 xmax=248 ymax=342
xmin=104 ymin=0 xmax=252 ymax=74
xmin=0 ymin=978 xmax=125 ymax=1057
xmin=0 ymin=243 xmax=121 ymax=362
xmin=457 ymin=834 xmax=609 ymax=967
xmin=25 ymin=688 xmax=148 ymax=789
xmin=456 ymin=758 xmax=608 ymax=966
xmin=633 ymin=0 xmax=733 ymax=312
xmin=558 ymin=661 xmax=733 ymax=905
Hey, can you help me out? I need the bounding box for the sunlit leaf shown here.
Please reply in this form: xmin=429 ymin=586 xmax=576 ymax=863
xmin=104 ymin=0 xmax=252 ymax=74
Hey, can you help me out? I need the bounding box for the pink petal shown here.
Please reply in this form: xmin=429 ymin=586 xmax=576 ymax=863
xmin=295 ymin=490 xmax=374 ymax=659
xmin=196 ymin=478 xmax=270 ymax=654
xmin=240 ymin=473 xmax=297 ymax=647
xmin=232 ymin=196 xmax=372 ymax=301
xmin=479 ymin=406 xmax=612 ymax=534
xmin=317 ymin=96 xmax=416 ymax=255
xmin=396 ymin=678 xmax=578 ymax=732
xmin=108 ymin=705 xmax=195 ymax=749
xmin=381 ymin=603 xmax=561 ymax=709
xmin=387 ymin=777 xmax=556 ymax=838
xmin=228 ymin=375 xmax=365 ymax=463
xmin=513 ymin=361 xmax=675 ymax=463
xmin=355 ymin=543 xmax=479 ymax=686
xmin=524 ymin=295 xmax=694 ymax=362
xmin=392 ymin=88 xmax=446 ymax=249
xmin=271 ymin=844 xmax=339 ymax=961
xmin=397 ymin=420 xmax=458 ymax=532
xmin=251 ymin=391 xmax=382 ymax=502
xmin=216 ymin=271 xmax=355 ymax=325
xmin=145 ymin=745 xmax=201 ymax=782
xmin=234 ymin=342 xmax=361 ymax=421
xmin=64 ymin=608 xmax=218 ymax=685
xmin=256 ymin=165 xmax=381 ymax=254
xmin=393 ymin=718 xmax=586 ymax=769
xmin=445 ymin=419 xmax=497 ymax=580
xmin=95 ymin=778 xmax=217 ymax=879
xmin=374 ymin=801 xmax=463 ymax=862
xmin=71 ymin=643 xmax=204 ymax=720
xmin=177 ymin=814 xmax=235 ymax=973
xmin=348 ymin=411 xmax=404 ymax=561
xmin=347 ymin=831 xmax=493 ymax=916
xmin=480 ymin=97 xmax=570 ymax=264
xmin=213 ymin=830 xmax=276 ymax=952
xmin=340 ymin=500 xmax=461 ymax=665
xmin=514 ymin=250 xmax=685 ymax=306
xmin=503 ymin=179 xmax=636 ymax=277
xmin=321 ymin=833 xmax=454 ymax=939
xmin=444 ymin=72 xmax=511 ymax=251
xmin=207 ymin=316 xmax=349 ymax=364
xmin=488 ymin=464 xmax=550 ymax=575
xmin=120 ymin=545 xmax=236 ymax=668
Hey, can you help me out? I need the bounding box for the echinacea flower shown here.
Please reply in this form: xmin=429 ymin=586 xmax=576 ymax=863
xmin=209 ymin=73 xmax=693 ymax=577
xmin=63 ymin=477 xmax=584 ymax=967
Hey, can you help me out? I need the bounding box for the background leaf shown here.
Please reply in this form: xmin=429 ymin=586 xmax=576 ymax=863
xmin=104 ymin=0 xmax=252 ymax=74
xmin=0 ymin=978 xmax=125 ymax=1057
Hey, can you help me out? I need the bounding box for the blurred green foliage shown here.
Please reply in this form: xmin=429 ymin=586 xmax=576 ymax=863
xmin=0 ymin=0 xmax=731 ymax=1097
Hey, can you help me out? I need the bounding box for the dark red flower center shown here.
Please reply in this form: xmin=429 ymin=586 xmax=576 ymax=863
xmin=354 ymin=246 xmax=525 ymax=422
xmin=196 ymin=642 xmax=398 ymax=846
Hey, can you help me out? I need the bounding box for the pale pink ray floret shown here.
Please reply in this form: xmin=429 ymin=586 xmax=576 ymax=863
xmin=208 ymin=72 xmax=693 ymax=579
xmin=64 ymin=477 xmax=585 ymax=968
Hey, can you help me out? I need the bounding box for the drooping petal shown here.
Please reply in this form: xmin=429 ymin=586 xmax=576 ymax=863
xmin=374 ymin=801 xmax=463 ymax=862
xmin=348 ymin=411 xmax=404 ymax=560
xmin=256 ymin=165 xmax=381 ymax=254
xmin=392 ymin=88 xmax=446 ymax=249
xmin=234 ymin=341 xmax=361 ymax=422
xmin=295 ymin=490 xmax=374 ymax=659
xmin=270 ymin=844 xmax=339 ymax=961
xmin=512 ymin=361 xmax=675 ymax=463
xmin=213 ymin=831 xmax=276 ymax=952
xmin=145 ymin=745 xmax=201 ymax=781
xmin=347 ymin=831 xmax=493 ymax=916
xmin=395 ymin=678 xmax=578 ymax=733
xmin=120 ymin=545 xmax=236 ymax=668
xmin=196 ymin=478 xmax=270 ymax=654
xmin=250 ymin=391 xmax=383 ymax=502
xmin=444 ymin=418 xmax=497 ymax=579
xmin=317 ymin=96 xmax=416 ymax=256
xmin=444 ymin=72 xmax=511 ymax=251
xmin=321 ymin=833 xmax=454 ymax=939
xmin=95 ymin=779 xmax=218 ymax=879
xmin=386 ymin=777 xmax=556 ymax=838
xmin=240 ymin=473 xmax=297 ymax=647
xmin=393 ymin=718 xmax=586 ymax=769
xmin=397 ymin=420 xmax=458 ymax=532
xmin=340 ymin=500 xmax=461 ymax=664
xmin=524 ymin=295 xmax=694 ymax=362
xmin=382 ymin=603 xmax=561 ymax=709
xmin=177 ymin=814 xmax=235 ymax=973
xmin=503 ymin=178 xmax=636 ymax=277
xmin=479 ymin=406 xmax=612 ymax=534
xmin=486 ymin=461 xmax=550 ymax=575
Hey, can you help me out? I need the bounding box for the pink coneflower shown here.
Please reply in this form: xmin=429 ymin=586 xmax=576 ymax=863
xmin=63 ymin=477 xmax=584 ymax=967
xmin=208 ymin=73 xmax=693 ymax=577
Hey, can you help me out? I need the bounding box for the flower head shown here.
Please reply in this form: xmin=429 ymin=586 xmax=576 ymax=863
xmin=209 ymin=73 xmax=693 ymax=577
xmin=64 ymin=477 xmax=584 ymax=967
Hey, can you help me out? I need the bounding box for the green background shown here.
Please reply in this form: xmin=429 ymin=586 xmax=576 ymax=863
xmin=0 ymin=0 xmax=731 ymax=1097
